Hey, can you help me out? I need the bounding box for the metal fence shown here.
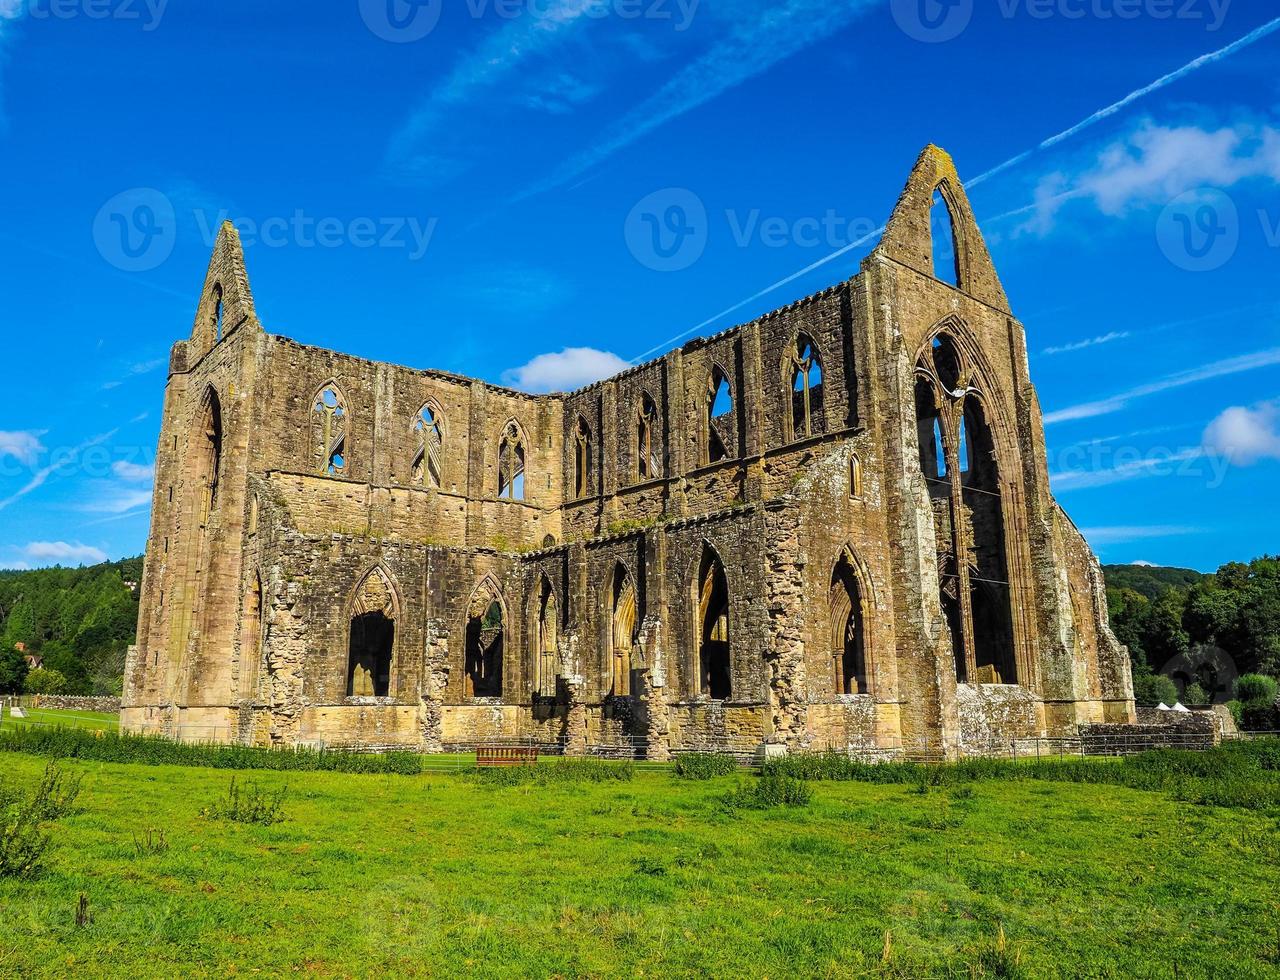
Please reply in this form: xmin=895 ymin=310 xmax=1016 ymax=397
xmin=1 ymin=701 xmax=1275 ymax=771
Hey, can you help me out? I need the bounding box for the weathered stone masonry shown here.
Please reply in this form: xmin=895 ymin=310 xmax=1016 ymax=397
xmin=122 ymin=147 xmax=1135 ymax=757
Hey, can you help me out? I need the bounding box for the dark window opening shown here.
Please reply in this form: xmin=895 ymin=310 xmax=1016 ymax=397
xmin=465 ymin=598 xmax=504 ymax=697
xmin=696 ymin=549 xmax=731 ymax=699
xmin=536 ymin=577 xmax=558 ymax=699
xmin=637 ymin=392 xmax=659 ymax=481
xmin=612 ymin=565 xmax=638 ymax=697
xmin=212 ymin=285 xmax=224 ymax=342
xmin=413 ymin=403 xmax=443 ymax=488
xmin=916 ymin=334 xmax=1019 ymax=686
xmin=347 ymin=612 xmax=394 ymax=697
xmin=573 ymin=417 xmax=591 ymax=499
xmin=830 ymin=555 xmax=868 ymax=695
xmin=706 ymin=369 xmax=733 ymax=464
xmin=197 ymin=392 xmax=223 ymax=526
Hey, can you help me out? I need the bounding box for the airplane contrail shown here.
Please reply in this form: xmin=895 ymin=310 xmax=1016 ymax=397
xmin=630 ymin=15 xmax=1280 ymax=363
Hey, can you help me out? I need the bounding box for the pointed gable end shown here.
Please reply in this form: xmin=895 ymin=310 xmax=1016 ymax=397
xmin=186 ymin=221 xmax=258 ymax=365
xmin=873 ymin=145 xmax=1010 ymax=314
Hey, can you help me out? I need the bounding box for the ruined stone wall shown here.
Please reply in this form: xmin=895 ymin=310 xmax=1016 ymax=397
xmin=125 ymin=149 xmax=1135 ymax=758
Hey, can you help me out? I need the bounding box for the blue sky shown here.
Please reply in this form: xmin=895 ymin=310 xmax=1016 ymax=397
xmin=0 ymin=0 xmax=1278 ymax=572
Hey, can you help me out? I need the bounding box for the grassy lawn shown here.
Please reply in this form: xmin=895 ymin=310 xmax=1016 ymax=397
xmin=0 ymin=756 xmax=1277 ymax=978
xmin=1 ymin=708 xmax=119 ymax=733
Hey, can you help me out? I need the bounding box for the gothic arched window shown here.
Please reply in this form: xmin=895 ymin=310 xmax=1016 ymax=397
xmin=497 ymin=422 xmax=526 ymax=500
xmin=788 ymin=335 xmax=826 ymax=440
xmin=312 ymin=384 xmax=348 ymax=476
xmin=412 ymin=402 xmax=444 ymax=488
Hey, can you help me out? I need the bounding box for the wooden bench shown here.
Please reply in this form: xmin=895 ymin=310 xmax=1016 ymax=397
xmin=476 ymin=745 xmax=539 ymax=767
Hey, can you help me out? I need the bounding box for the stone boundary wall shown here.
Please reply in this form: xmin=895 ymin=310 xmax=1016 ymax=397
xmin=1080 ymin=717 xmax=1216 ymax=755
xmin=19 ymin=695 xmax=122 ymax=713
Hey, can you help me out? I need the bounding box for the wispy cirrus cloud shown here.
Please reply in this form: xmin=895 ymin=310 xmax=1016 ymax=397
xmin=0 ymin=429 xmax=118 ymax=513
xmin=1079 ymin=525 xmax=1201 ymax=546
xmin=20 ymin=541 xmax=109 ymax=566
xmin=515 ymin=0 xmax=879 ymax=201
xmin=102 ymin=357 xmax=167 ymax=391
xmin=0 ymin=430 xmax=46 ymax=466
xmin=1043 ymin=347 xmax=1280 ymax=425
xmin=386 ymin=0 xmax=620 ymax=181
xmin=1041 ymin=331 xmax=1131 ymax=357
xmin=111 ymin=460 xmax=155 ymax=482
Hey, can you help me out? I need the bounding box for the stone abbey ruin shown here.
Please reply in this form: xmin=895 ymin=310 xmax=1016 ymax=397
xmin=122 ymin=147 xmax=1136 ymax=757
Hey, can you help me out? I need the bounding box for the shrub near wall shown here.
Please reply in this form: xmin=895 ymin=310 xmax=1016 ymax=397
xmin=0 ymin=726 xmax=423 ymax=775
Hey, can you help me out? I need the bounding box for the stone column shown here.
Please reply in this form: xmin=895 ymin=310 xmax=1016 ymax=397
xmin=419 ymin=623 xmax=449 ymax=752
xmin=637 ymin=665 xmax=671 ymax=761
xmin=562 ymin=676 xmax=588 ymax=756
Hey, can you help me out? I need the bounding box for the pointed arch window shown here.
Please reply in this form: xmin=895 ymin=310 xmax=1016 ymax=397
xmin=465 ymin=582 xmax=505 ymax=698
xmin=696 ymin=547 xmax=731 ymax=699
xmin=788 ymin=335 xmax=826 ymax=440
xmin=536 ymin=576 xmax=559 ymax=699
xmin=573 ymin=416 xmax=592 ymax=499
xmin=347 ymin=568 xmax=397 ymax=698
xmin=914 ymin=328 xmax=1017 ymax=685
xmin=705 ymin=368 xmax=733 ymax=465
xmin=196 ymin=390 xmax=223 ymax=527
xmin=412 ymin=402 xmax=444 ymax=488
xmin=498 ymin=422 xmax=526 ymax=500
xmin=212 ymin=284 xmax=224 ymax=343
xmin=830 ymin=553 xmax=868 ymax=695
xmin=312 ymin=384 xmax=348 ymax=476
xmin=611 ymin=566 xmax=638 ymax=697
xmin=637 ymin=392 xmax=660 ymax=481
xmin=241 ymin=569 xmax=264 ymax=700
xmin=930 ymin=185 xmax=962 ymax=288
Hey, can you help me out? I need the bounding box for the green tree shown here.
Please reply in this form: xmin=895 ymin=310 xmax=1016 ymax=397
xmin=1132 ymin=673 xmax=1178 ymax=706
xmin=24 ymin=668 xmax=68 ymax=696
xmin=0 ymin=646 xmax=28 ymax=695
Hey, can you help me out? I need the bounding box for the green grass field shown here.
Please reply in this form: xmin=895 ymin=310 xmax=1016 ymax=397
xmin=0 ymin=753 xmax=1278 ymax=978
xmin=1 ymin=707 xmax=119 ymax=733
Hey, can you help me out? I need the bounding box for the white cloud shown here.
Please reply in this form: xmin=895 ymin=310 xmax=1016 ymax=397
xmin=1021 ymin=116 xmax=1280 ymax=235
xmin=1041 ymin=331 xmax=1131 ymax=357
xmin=0 ymin=430 xmax=45 ymax=466
xmin=1203 ymin=400 xmax=1280 ymax=464
xmin=1079 ymin=526 xmax=1200 ymax=546
xmin=1044 ymin=347 xmax=1280 ymax=425
xmin=501 ymin=347 xmax=630 ymax=392
xmin=1130 ymin=560 xmax=1158 ymax=567
xmin=22 ymin=541 xmax=109 ymax=566
xmin=112 ymin=460 xmax=155 ymax=482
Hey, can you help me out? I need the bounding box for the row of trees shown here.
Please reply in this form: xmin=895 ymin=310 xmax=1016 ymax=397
xmin=1105 ymin=556 xmax=1280 ymax=723
xmin=0 ymin=558 xmax=142 ymax=696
